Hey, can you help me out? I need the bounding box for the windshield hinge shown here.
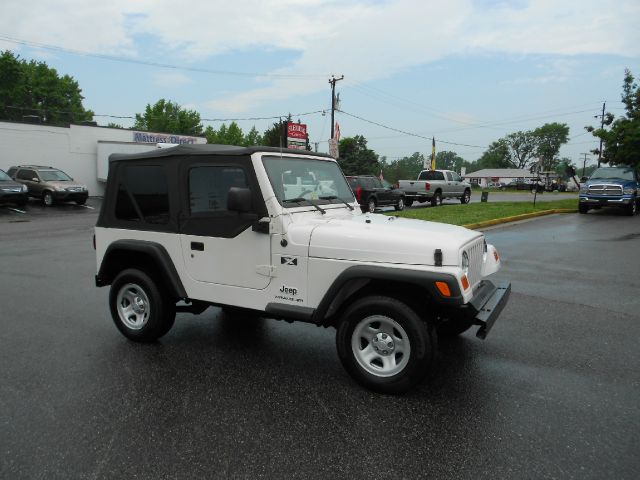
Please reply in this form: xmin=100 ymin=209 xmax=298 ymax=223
xmin=256 ymin=265 xmax=277 ymax=277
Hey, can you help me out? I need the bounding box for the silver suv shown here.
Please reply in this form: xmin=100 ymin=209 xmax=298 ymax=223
xmin=8 ymin=165 xmax=89 ymax=206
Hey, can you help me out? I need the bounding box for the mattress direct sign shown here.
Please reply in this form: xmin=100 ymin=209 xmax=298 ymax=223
xmin=133 ymin=132 xmax=200 ymax=145
xmin=287 ymin=123 xmax=307 ymax=150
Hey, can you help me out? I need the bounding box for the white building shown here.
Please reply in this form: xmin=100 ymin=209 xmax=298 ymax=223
xmin=0 ymin=121 xmax=206 ymax=197
xmin=462 ymin=168 xmax=535 ymax=187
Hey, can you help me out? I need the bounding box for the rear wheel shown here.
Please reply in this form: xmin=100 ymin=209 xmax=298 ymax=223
xmin=405 ymin=199 xmax=414 ymax=207
xmin=336 ymin=296 xmax=436 ymax=394
xmin=109 ymin=268 xmax=176 ymax=342
xmin=430 ymin=191 xmax=442 ymax=207
xmin=394 ymin=197 xmax=405 ymax=211
xmin=368 ymin=197 xmax=377 ymax=213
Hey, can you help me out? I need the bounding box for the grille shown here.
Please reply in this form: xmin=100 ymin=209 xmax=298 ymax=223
xmin=588 ymin=184 xmax=623 ymax=196
xmin=464 ymin=237 xmax=485 ymax=288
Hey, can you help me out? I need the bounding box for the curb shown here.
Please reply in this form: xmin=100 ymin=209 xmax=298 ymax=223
xmin=463 ymin=208 xmax=577 ymax=230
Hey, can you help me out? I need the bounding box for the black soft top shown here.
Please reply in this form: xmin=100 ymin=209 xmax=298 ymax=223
xmin=109 ymin=144 xmax=333 ymax=162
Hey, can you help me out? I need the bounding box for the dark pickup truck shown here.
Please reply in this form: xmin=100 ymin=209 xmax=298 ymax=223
xmin=579 ymin=166 xmax=639 ymax=216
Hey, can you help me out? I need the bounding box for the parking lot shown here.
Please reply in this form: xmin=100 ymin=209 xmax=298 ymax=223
xmin=1 ymin=198 xmax=638 ymax=479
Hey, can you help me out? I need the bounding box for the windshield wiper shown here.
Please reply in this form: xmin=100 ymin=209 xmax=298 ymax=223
xmin=319 ymin=195 xmax=354 ymax=210
xmin=283 ymin=197 xmax=326 ymax=214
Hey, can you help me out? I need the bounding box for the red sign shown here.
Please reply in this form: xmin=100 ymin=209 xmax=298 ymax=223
xmin=287 ymin=122 xmax=307 ymax=140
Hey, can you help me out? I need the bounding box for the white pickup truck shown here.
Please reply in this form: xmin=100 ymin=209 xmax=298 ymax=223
xmin=398 ymin=169 xmax=472 ymax=206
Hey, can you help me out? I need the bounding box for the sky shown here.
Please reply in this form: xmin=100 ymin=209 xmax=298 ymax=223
xmin=1 ymin=0 xmax=639 ymax=169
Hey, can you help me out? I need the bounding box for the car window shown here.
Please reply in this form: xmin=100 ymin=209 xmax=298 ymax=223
xmin=115 ymin=165 xmax=170 ymax=224
xmin=0 ymin=170 xmax=12 ymax=181
xmin=451 ymin=172 xmax=461 ymax=182
xmin=17 ymin=169 xmax=36 ymax=180
xmin=7 ymin=167 xmax=17 ymax=177
xmin=371 ymin=177 xmax=383 ymax=188
xmin=418 ymin=171 xmax=445 ymax=181
xmin=445 ymin=172 xmax=453 ymax=181
xmin=590 ymin=167 xmax=635 ymax=181
xmin=38 ymin=169 xmax=72 ymax=181
xmin=189 ymin=166 xmax=248 ymax=214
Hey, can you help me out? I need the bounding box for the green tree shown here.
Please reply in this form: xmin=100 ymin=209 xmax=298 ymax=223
xmin=244 ymin=126 xmax=263 ymax=146
xmin=586 ymin=69 xmax=640 ymax=168
xmin=504 ymin=131 xmax=538 ymax=169
xmin=338 ymin=135 xmax=380 ymax=176
xmin=435 ymin=150 xmax=470 ymax=172
xmin=475 ymin=139 xmax=512 ymax=170
xmin=205 ymin=121 xmax=244 ymax=145
xmin=533 ymin=122 xmax=570 ymax=172
xmin=383 ymin=152 xmax=425 ymax=184
xmin=262 ymin=116 xmax=291 ymax=148
xmin=133 ymin=99 xmax=202 ymax=135
xmin=0 ymin=50 xmax=93 ymax=124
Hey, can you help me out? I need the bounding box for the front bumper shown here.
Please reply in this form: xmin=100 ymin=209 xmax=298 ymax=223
xmin=468 ymin=280 xmax=511 ymax=339
xmin=0 ymin=192 xmax=28 ymax=205
xmin=52 ymin=190 xmax=89 ymax=202
xmin=579 ymin=195 xmax=633 ymax=207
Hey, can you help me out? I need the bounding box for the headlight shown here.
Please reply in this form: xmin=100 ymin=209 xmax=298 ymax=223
xmin=21 ymin=184 xmax=28 ymax=192
xmin=579 ymin=185 xmax=588 ymax=193
xmin=623 ymin=187 xmax=635 ymax=195
xmin=461 ymin=251 xmax=469 ymax=275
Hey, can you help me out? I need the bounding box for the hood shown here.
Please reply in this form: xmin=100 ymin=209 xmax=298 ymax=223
xmin=586 ymin=178 xmax=636 ymax=188
xmin=46 ymin=180 xmax=86 ymax=190
xmin=308 ymin=213 xmax=481 ymax=266
xmin=0 ymin=179 xmax=24 ymax=190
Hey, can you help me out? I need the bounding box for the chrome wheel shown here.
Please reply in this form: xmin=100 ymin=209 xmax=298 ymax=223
xmin=395 ymin=197 xmax=405 ymax=211
xmin=116 ymin=282 xmax=150 ymax=330
xmin=351 ymin=315 xmax=411 ymax=378
xmin=368 ymin=198 xmax=376 ymax=212
xmin=43 ymin=191 xmax=53 ymax=206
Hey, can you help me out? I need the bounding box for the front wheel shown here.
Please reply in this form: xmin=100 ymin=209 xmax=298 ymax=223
xmin=394 ymin=197 xmax=405 ymax=211
xmin=109 ymin=268 xmax=176 ymax=342
xmin=578 ymin=204 xmax=589 ymax=214
xmin=43 ymin=191 xmax=54 ymax=206
xmin=626 ymin=196 xmax=637 ymax=216
xmin=460 ymin=189 xmax=471 ymax=204
xmin=336 ymin=296 xmax=436 ymax=394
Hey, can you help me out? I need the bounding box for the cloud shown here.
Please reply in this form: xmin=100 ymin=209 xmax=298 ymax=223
xmin=152 ymin=72 xmax=193 ymax=88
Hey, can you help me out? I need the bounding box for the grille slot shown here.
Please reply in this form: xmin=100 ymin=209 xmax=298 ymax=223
xmin=464 ymin=238 xmax=484 ymax=288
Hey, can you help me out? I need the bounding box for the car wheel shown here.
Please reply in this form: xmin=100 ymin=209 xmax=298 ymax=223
xmin=336 ymin=295 xmax=436 ymax=394
xmin=626 ymin=196 xmax=637 ymax=216
xmin=437 ymin=317 xmax=475 ymax=337
xmin=43 ymin=191 xmax=54 ymax=206
xmin=76 ymin=198 xmax=87 ymax=206
xmin=394 ymin=197 xmax=405 ymax=211
xmin=109 ymin=268 xmax=176 ymax=342
xmin=430 ymin=191 xmax=442 ymax=207
xmin=405 ymin=199 xmax=413 ymax=207
xmin=578 ymin=204 xmax=589 ymax=214
xmin=460 ymin=189 xmax=471 ymax=204
xmin=368 ymin=197 xmax=377 ymax=213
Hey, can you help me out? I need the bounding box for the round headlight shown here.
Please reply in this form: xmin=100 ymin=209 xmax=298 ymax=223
xmin=461 ymin=251 xmax=469 ymax=275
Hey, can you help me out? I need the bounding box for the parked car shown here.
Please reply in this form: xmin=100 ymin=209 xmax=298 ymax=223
xmin=486 ymin=182 xmax=506 ymax=190
xmin=8 ymin=165 xmax=89 ymax=206
xmin=504 ymin=179 xmax=544 ymax=192
xmin=346 ymin=175 xmax=405 ymax=212
xmin=398 ymin=170 xmax=471 ymax=206
xmin=579 ymin=165 xmax=639 ymax=216
xmin=0 ymin=168 xmax=29 ymax=207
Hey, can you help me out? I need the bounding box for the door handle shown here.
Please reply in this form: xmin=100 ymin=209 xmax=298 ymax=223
xmin=191 ymin=241 xmax=204 ymax=251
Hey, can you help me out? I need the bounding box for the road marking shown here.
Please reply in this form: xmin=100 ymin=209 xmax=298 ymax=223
xmin=80 ymin=205 xmax=95 ymax=210
xmin=6 ymin=207 xmax=27 ymax=214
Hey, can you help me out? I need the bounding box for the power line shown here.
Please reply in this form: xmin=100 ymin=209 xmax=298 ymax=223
xmin=336 ymin=109 xmax=484 ymax=148
xmin=0 ymin=33 xmax=327 ymax=79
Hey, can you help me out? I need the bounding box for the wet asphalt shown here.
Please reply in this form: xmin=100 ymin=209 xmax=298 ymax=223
xmin=0 ymin=198 xmax=638 ymax=479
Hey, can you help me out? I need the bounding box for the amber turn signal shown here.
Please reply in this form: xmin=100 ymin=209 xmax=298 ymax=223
xmin=435 ymin=281 xmax=451 ymax=297
xmin=461 ymin=275 xmax=470 ymax=290
xmin=494 ymin=249 xmax=500 ymax=262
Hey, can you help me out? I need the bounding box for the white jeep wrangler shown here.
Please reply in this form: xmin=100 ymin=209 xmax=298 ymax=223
xmin=94 ymin=145 xmax=510 ymax=393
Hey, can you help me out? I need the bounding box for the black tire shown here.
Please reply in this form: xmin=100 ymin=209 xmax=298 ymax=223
xmin=336 ymin=296 xmax=436 ymax=394
xmin=437 ymin=317 xmax=475 ymax=337
xmin=367 ymin=197 xmax=377 ymax=213
xmin=430 ymin=191 xmax=442 ymax=207
xmin=109 ymin=268 xmax=176 ymax=342
xmin=578 ymin=204 xmax=589 ymax=214
xmin=394 ymin=197 xmax=405 ymax=211
xmin=626 ymin=196 xmax=637 ymax=216
xmin=76 ymin=198 xmax=87 ymax=206
xmin=405 ymin=199 xmax=414 ymax=207
xmin=43 ymin=191 xmax=54 ymax=207
xmin=460 ymin=189 xmax=471 ymax=204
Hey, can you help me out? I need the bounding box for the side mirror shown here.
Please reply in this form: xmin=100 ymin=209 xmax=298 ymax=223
xmin=227 ymin=187 xmax=252 ymax=213
xmin=580 ymin=176 xmax=588 ymax=183
xmin=32 ymin=177 xmax=39 ymax=182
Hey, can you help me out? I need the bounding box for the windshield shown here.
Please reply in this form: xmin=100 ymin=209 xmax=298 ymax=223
xmin=262 ymin=156 xmax=354 ymax=207
xmin=38 ymin=169 xmax=72 ymax=181
xmin=590 ymin=167 xmax=635 ymax=181
xmin=0 ymin=170 xmax=11 ymax=181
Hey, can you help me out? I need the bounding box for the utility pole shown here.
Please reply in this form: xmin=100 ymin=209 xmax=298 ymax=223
xmin=595 ymin=102 xmax=605 ymax=168
xmin=580 ymin=153 xmax=590 ymax=178
xmin=329 ymin=75 xmax=344 ymax=139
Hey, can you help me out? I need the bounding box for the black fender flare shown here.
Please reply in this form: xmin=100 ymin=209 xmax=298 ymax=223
xmin=96 ymin=239 xmax=187 ymax=299
xmin=311 ymin=265 xmax=464 ymax=325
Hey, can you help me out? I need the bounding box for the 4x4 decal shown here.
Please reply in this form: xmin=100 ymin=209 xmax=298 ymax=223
xmin=281 ymin=256 xmax=298 ymax=266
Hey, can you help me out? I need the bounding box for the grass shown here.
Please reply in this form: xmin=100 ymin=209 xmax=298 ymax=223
xmin=388 ymin=198 xmax=578 ymax=226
